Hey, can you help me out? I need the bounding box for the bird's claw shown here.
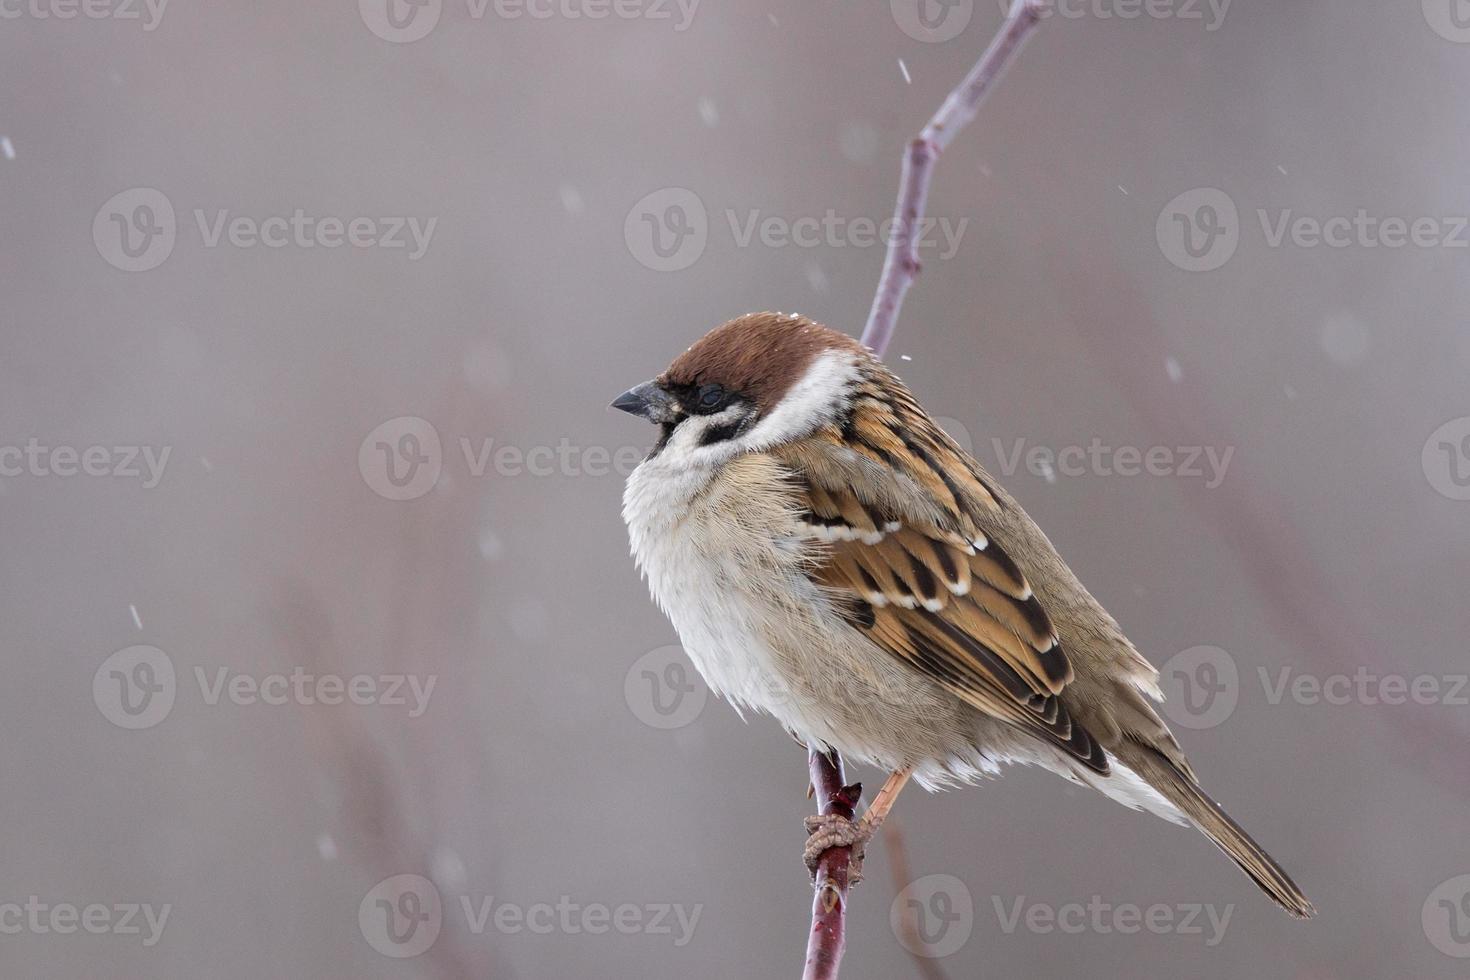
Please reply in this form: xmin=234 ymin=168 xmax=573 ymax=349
xmin=803 ymin=812 xmax=872 ymax=885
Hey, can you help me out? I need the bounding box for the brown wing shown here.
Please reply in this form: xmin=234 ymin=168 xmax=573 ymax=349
xmin=772 ymin=373 xmax=1110 ymax=775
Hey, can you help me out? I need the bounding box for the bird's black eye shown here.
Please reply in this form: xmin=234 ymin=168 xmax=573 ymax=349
xmin=696 ymin=384 xmax=727 ymax=411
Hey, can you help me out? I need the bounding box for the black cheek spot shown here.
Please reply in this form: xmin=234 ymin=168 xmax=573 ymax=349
xmin=698 ymin=421 xmax=743 ymax=447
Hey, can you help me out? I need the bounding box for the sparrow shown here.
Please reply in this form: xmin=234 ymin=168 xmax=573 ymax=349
xmin=615 ymin=311 xmax=1313 ymax=918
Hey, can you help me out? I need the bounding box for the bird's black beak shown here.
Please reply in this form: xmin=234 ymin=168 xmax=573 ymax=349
xmin=610 ymin=380 xmax=679 ymax=424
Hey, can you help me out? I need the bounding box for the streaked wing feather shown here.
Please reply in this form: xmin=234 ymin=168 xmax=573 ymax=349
xmin=775 ymin=379 xmax=1109 ymax=775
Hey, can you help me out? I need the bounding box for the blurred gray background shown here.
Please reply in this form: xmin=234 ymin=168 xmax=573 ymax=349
xmin=3 ymin=0 xmax=1469 ymax=977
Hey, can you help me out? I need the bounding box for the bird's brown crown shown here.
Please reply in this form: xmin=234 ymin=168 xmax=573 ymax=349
xmin=660 ymin=312 xmax=866 ymax=411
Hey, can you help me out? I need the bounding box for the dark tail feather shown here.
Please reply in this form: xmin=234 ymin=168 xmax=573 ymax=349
xmin=1127 ymin=746 xmax=1315 ymax=918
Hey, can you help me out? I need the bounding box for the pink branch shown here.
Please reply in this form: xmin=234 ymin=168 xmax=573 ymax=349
xmin=863 ymin=0 xmax=1046 ymax=357
xmin=804 ymin=3 xmax=1048 ymax=976
xmin=803 ymin=752 xmax=861 ymax=980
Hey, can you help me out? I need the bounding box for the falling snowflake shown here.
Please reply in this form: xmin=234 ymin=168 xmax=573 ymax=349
xmin=697 ymin=97 xmax=718 ymax=127
xmin=432 ymin=846 xmax=468 ymax=891
xmin=804 ymin=263 xmax=828 ymax=294
xmin=559 ymin=184 xmax=584 ymax=216
xmin=1320 ymin=311 xmax=1369 ymax=366
xmin=839 ymin=122 xmax=879 ymax=165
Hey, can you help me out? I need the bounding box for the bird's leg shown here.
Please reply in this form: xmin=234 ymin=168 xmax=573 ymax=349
xmin=803 ymin=768 xmax=912 ymax=884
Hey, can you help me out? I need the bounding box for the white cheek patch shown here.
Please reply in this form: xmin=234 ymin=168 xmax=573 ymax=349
xmin=658 ymin=404 xmax=754 ymax=468
xmin=739 ymin=350 xmax=861 ymax=451
xmin=650 ymin=349 xmax=862 ymax=472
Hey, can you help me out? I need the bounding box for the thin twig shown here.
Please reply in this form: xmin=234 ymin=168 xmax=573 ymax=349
xmin=803 ymin=751 xmax=862 ymax=980
xmin=863 ymin=0 xmax=1046 ymax=358
xmin=803 ymin=2 xmax=1047 ymax=976
xmin=884 ymin=820 xmax=951 ymax=980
